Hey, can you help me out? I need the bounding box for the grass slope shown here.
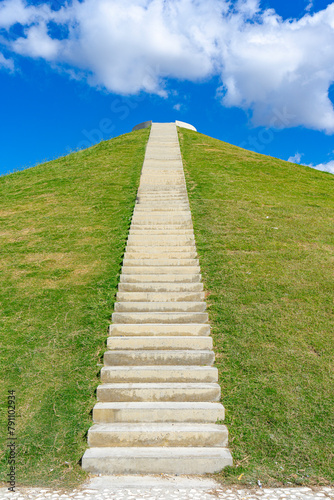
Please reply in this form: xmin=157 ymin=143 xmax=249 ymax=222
xmin=0 ymin=128 xmax=150 ymax=488
xmin=178 ymin=128 xmax=334 ymax=487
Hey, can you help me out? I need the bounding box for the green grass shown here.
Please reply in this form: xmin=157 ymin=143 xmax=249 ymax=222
xmin=1 ymin=125 xmax=333 ymax=489
xmin=178 ymin=128 xmax=334 ymax=487
xmin=0 ymin=128 xmax=150 ymax=488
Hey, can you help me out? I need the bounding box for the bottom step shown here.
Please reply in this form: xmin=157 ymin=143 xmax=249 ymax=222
xmin=82 ymin=447 xmax=233 ymax=474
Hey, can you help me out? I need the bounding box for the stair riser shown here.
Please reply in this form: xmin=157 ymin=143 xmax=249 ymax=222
xmin=131 ymin=222 xmax=192 ymax=229
xmin=134 ymin=207 xmax=189 ymax=212
xmin=104 ymin=351 xmax=215 ymax=366
xmin=117 ymin=283 xmax=203 ymax=292
xmin=82 ymin=448 xmax=233 ymax=475
xmin=122 ymin=259 xmax=199 ymax=267
xmin=119 ymin=275 xmax=202 ymax=284
xmin=82 ymin=450 xmax=233 ymax=475
xmin=97 ymin=387 xmax=221 ymax=402
xmin=109 ymin=324 xmax=210 ymax=336
xmin=128 ymin=230 xmax=194 ymax=235
xmin=137 ymin=189 xmax=186 ymax=194
xmin=121 ymin=267 xmax=200 ymax=275
xmin=107 ymin=336 xmax=212 ymax=350
xmin=116 ymin=292 xmax=204 ymax=301
xmin=113 ymin=302 xmax=206 ymax=313
xmin=111 ymin=312 xmax=208 ymax=323
xmin=92 ymin=403 xmax=225 ymax=423
xmin=100 ymin=367 xmax=218 ymax=383
xmin=124 ymin=254 xmax=198 ymax=260
xmin=88 ymin=430 xmax=228 ymax=448
xmin=139 ymin=181 xmax=185 ymax=186
xmin=129 ymin=223 xmax=193 ymax=230
xmin=124 ymin=247 xmax=196 ymax=254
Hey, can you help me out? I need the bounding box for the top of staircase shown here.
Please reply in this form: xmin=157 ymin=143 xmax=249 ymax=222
xmin=132 ymin=121 xmax=197 ymax=132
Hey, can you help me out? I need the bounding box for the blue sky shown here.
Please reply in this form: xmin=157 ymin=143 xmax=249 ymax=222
xmin=1 ymin=0 xmax=334 ymax=176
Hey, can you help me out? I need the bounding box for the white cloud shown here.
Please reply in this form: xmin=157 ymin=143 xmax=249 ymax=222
xmin=0 ymin=52 xmax=14 ymax=71
xmin=0 ymin=0 xmax=52 ymax=29
xmin=288 ymin=153 xmax=303 ymax=163
xmin=12 ymin=23 xmax=60 ymax=60
xmin=173 ymin=103 xmax=182 ymax=111
xmin=288 ymin=152 xmax=334 ymax=174
xmin=305 ymin=1 xmax=313 ymax=12
xmin=2 ymin=0 xmax=334 ymax=133
xmin=308 ymin=160 xmax=334 ymax=174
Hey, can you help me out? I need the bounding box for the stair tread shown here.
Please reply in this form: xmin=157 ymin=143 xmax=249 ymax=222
xmin=93 ymin=401 xmax=224 ymax=408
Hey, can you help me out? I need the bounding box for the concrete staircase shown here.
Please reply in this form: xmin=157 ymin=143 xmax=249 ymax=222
xmin=82 ymin=122 xmax=233 ymax=475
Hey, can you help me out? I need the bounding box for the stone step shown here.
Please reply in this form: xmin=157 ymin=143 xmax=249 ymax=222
xmin=121 ymin=267 xmax=200 ymax=275
xmin=130 ymin=221 xmax=192 ymax=228
xmin=124 ymin=252 xmax=198 ymax=260
xmin=130 ymin=225 xmax=193 ymax=232
xmin=82 ymin=447 xmax=233 ymax=475
xmin=132 ymin=222 xmax=192 ymax=226
xmin=130 ymin=222 xmax=193 ymax=229
xmin=127 ymin=237 xmax=195 ymax=246
xmin=111 ymin=311 xmax=208 ymax=323
xmin=138 ymin=190 xmax=186 ymax=194
xmin=132 ymin=212 xmax=190 ymax=216
xmin=100 ymin=366 xmax=218 ymax=383
xmin=134 ymin=211 xmax=190 ymax=216
xmin=104 ymin=350 xmax=214 ymax=366
xmin=119 ymin=274 xmax=202 ymax=283
xmin=118 ymin=283 xmax=203 ymax=292
xmin=135 ymin=201 xmax=188 ymax=204
xmin=97 ymin=383 xmax=220 ymax=402
xmin=130 ymin=222 xmax=194 ymax=228
xmin=122 ymin=259 xmax=199 ymax=267
xmin=134 ymin=206 xmax=189 ymax=211
xmin=133 ymin=209 xmax=190 ymax=215
xmin=146 ymin=145 xmax=180 ymax=151
xmin=106 ymin=336 xmax=212 ymax=350
xmin=116 ymin=291 xmax=204 ymax=302
xmin=87 ymin=423 xmax=228 ymax=448
xmin=124 ymin=247 xmax=196 ymax=254
xmin=143 ymin=155 xmax=181 ymax=161
xmin=140 ymin=174 xmax=185 ymax=178
xmin=138 ymin=187 xmax=186 ymax=193
xmin=129 ymin=229 xmax=194 ymax=235
xmin=92 ymin=402 xmax=225 ymax=423
xmin=113 ymin=301 xmax=206 ymax=313
xmin=137 ymin=194 xmax=188 ymax=199
xmin=140 ymin=173 xmax=185 ymax=177
xmin=125 ymin=247 xmax=197 ymax=256
xmin=132 ymin=214 xmax=191 ymax=220
xmin=82 ymin=447 xmax=232 ymax=475
xmin=137 ymin=197 xmax=188 ymax=202
xmin=108 ymin=324 xmax=210 ymax=336
xmin=138 ymin=189 xmax=186 ymax=193
xmin=140 ymin=175 xmax=185 ymax=179
xmin=143 ymin=144 xmax=180 ymax=149
xmin=140 ymin=180 xmax=185 ymax=186
xmin=136 ymin=198 xmax=188 ymax=202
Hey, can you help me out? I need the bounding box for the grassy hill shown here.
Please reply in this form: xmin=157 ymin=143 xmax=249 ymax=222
xmin=0 ymin=125 xmax=333 ymax=488
xmin=178 ymin=128 xmax=334 ymax=486
xmin=0 ymin=128 xmax=150 ymax=487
